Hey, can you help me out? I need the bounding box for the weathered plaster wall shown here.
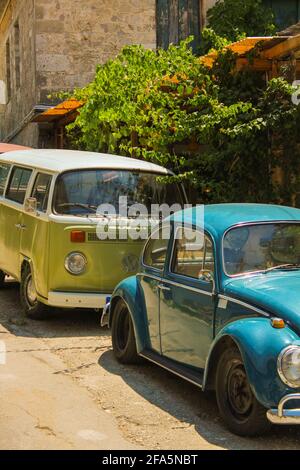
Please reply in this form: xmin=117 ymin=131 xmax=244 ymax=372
xmin=0 ymin=0 xmax=36 ymax=143
xmin=202 ymin=0 xmax=217 ymax=25
xmin=35 ymin=0 xmax=156 ymax=103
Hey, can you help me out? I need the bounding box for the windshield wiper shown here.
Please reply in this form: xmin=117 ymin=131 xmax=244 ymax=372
xmin=56 ymin=203 xmax=109 ymax=218
xmin=262 ymin=264 xmax=300 ymax=274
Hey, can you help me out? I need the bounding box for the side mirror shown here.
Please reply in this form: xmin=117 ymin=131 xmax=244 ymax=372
xmin=199 ymin=271 xmax=216 ymax=296
xmin=25 ymin=197 xmax=38 ymax=214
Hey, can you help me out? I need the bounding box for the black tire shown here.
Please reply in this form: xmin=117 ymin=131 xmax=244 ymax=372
xmin=111 ymin=300 xmax=142 ymax=364
xmin=20 ymin=264 xmax=51 ymax=320
xmin=0 ymin=270 xmax=6 ymax=288
xmin=216 ymin=347 xmax=271 ymax=437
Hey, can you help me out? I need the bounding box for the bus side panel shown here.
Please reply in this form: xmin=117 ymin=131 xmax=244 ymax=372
xmin=48 ymin=222 xmax=145 ymax=294
xmin=0 ymin=202 xmax=22 ymax=279
xmin=20 ymin=213 xmax=50 ymax=299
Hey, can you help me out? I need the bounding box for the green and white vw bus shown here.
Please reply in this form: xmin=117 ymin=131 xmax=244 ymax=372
xmin=0 ymin=149 xmax=185 ymax=319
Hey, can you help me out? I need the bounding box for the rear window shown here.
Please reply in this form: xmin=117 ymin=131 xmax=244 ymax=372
xmin=0 ymin=163 xmax=11 ymax=196
xmin=6 ymin=166 xmax=32 ymax=204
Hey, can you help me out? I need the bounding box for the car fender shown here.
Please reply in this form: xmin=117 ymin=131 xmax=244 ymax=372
xmin=109 ymin=276 xmax=150 ymax=353
xmin=203 ymin=317 xmax=300 ymax=408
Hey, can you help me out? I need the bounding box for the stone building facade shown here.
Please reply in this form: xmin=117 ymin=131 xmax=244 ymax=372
xmin=0 ymin=0 xmax=217 ymax=147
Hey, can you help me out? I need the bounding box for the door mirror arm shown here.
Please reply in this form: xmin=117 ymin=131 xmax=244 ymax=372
xmin=211 ymin=279 xmax=218 ymax=298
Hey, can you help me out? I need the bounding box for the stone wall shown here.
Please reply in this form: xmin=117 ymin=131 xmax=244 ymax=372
xmin=35 ymin=0 xmax=156 ymax=104
xmin=0 ymin=0 xmax=214 ymax=146
xmin=0 ymin=0 xmax=156 ymax=145
xmin=0 ymin=0 xmax=36 ymax=144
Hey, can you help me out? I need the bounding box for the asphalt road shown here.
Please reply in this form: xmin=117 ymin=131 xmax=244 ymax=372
xmin=1 ymin=280 xmax=300 ymax=450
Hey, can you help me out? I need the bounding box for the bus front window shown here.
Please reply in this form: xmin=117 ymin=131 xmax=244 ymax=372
xmin=54 ymin=170 xmax=184 ymax=217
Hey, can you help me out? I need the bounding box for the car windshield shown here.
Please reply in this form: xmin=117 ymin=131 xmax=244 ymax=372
xmin=53 ymin=169 xmax=184 ymax=216
xmin=223 ymin=223 xmax=300 ymax=276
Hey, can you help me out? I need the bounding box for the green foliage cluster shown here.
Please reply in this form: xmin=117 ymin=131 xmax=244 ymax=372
xmin=206 ymin=0 xmax=276 ymax=42
xmin=67 ymin=38 xmax=300 ymax=205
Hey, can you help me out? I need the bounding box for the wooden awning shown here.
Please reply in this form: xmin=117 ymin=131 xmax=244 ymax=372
xmin=32 ymin=99 xmax=84 ymax=126
xmin=200 ymin=34 xmax=300 ymax=77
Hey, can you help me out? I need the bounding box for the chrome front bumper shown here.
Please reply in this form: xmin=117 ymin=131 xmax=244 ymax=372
xmin=48 ymin=291 xmax=111 ymax=309
xmin=267 ymin=394 xmax=300 ymax=424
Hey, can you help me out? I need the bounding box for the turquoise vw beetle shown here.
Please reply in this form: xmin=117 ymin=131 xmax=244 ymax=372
xmin=108 ymin=204 xmax=300 ymax=436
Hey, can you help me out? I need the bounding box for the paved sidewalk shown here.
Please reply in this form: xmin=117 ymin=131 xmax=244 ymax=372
xmin=0 ymin=324 xmax=136 ymax=450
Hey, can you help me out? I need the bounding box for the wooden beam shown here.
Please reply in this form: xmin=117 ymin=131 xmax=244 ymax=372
xmin=56 ymin=110 xmax=80 ymax=128
xmin=235 ymin=58 xmax=300 ymax=74
xmin=235 ymin=58 xmax=272 ymax=72
xmin=261 ymin=34 xmax=300 ymax=59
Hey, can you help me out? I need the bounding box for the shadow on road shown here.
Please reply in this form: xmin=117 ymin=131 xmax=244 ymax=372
xmin=0 ymin=281 xmax=105 ymax=339
xmin=99 ymin=349 xmax=300 ymax=450
xmin=2 ymin=282 xmax=300 ymax=450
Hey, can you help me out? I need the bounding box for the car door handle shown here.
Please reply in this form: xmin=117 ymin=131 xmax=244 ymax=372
xmin=158 ymin=284 xmax=171 ymax=292
xmin=15 ymin=224 xmax=27 ymax=230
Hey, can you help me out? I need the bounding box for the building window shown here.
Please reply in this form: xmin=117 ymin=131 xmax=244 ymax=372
xmin=156 ymin=0 xmax=201 ymax=52
xmin=264 ymin=0 xmax=300 ymax=30
xmin=14 ymin=21 xmax=21 ymax=89
xmin=5 ymin=39 xmax=11 ymax=101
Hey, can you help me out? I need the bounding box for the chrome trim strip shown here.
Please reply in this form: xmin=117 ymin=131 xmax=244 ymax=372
xmin=137 ymin=272 xmax=161 ymax=282
xmin=139 ymin=352 xmax=203 ymax=389
xmin=218 ymin=294 xmax=270 ymax=317
xmin=137 ymin=272 xmax=213 ymax=297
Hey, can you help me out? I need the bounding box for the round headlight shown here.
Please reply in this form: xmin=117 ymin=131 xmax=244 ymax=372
xmin=278 ymin=346 xmax=300 ymax=388
xmin=65 ymin=252 xmax=87 ymax=275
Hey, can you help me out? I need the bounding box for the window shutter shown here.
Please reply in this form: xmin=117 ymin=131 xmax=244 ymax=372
xmin=264 ymin=0 xmax=300 ymax=30
xmin=157 ymin=0 xmax=201 ymax=51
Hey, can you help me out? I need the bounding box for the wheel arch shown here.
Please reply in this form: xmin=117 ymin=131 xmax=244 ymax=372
xmin=21 ymin=256 xmax=32 ymax=276
xmin=109 ymin=277 xmax=150 ymax=353
xmin=203 ymin=335 xmax=240 ymax=391
xmin=109 ymin=295 xmax=123 ymax=329
xmin=203 ymin=317 xmax=300 ymax=408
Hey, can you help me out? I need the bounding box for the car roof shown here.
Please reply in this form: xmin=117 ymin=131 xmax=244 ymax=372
xmin=172 ymin=203 xmax=300 ymax=237
xmin=0 ymin=149 xmax=172 ymax=175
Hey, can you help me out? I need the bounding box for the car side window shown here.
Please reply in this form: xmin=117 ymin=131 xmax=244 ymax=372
xmin=6 ymin=166 xmax=32 ymax=204
xmin=143 ymin=228 xmax=169 ymax=271
xmin=172 ymin=226 xmax=215 ymax=282
xmin=32 ymin=173 xmax=52 ymax=213
xmin=0 ymin=163 xmax=11 ymax=196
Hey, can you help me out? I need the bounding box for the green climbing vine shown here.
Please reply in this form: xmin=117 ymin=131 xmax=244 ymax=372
xmin=63 ymin=3 xmax=299 ymax=207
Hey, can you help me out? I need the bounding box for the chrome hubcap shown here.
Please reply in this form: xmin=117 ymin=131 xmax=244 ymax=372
xmin=27 ymin=276 xmax=37 ymax=305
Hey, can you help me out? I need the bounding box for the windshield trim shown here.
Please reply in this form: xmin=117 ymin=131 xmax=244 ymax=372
xmin=52 ymin=168 xmax=185 ymax=218
xmin=222 ymin=220 xmax=300 ymax=278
